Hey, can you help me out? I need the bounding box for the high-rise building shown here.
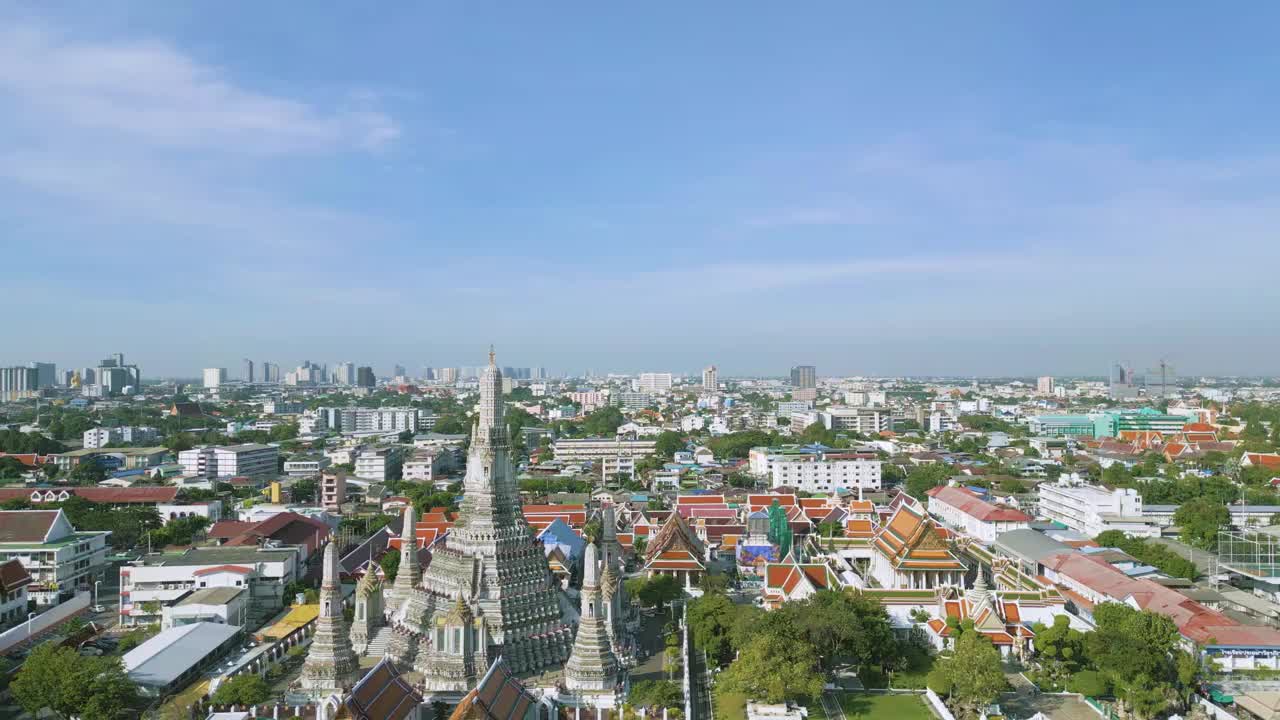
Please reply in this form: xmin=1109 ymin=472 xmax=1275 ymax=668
xmin=790 ymin=365 xmax=817 ymax=389
xmin=28 ymin=362 xmax=56 ymax=389
xmin=531 ymin=367 xmax=547 ymax=380
xmin=95 ymin=353 xmax=140 ymax=395
xmin=356 ymin=366 xmax=375 ymax=388
xmin=1037 ymin=376 xmax=1055 ymax=395
xmin=1109 ymin=362 xmax=1138 ymax=400
xmin=80 ymin=367 xmax=96 ymax=385
xmin=702 ymin=365 xmax=718 ymax=392
xmin=636 ymin=372 xmax=673 ymax=394
xmin=393 ymin=364 xmax=406 ymax=378
xmin=202 ymin=368 xmax=227 ymax=389
xmin=0 ymin=366 xmax=39 ymax=401
xmin=243 ymin=359 xmax=255 ymax=383
xmin=438 ymin=367 xmax=459 ymax=383
xmin=262 ymin=362 xmax=281 ymax=383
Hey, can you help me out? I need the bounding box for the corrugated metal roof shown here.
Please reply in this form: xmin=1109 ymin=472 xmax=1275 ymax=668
xmin=123 ymin=622 xmax=240 ymax=687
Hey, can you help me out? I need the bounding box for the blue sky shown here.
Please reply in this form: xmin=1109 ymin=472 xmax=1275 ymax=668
xmin=4 ymin=3 xmax=1280 ymax=378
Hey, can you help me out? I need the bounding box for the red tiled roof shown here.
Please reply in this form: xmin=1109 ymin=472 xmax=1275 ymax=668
xmin=0 ymin=559 xmax=33 ymax=592
xmin=676 ymin=495 xmax=726 ymax=506
xmin=208 ymin=521 xmax=255 ymax=539
xmin=0 ymin=510 xmax=60 ymax=543
xmin=0 ymin=486 xmax=178 ymax=504
xmin=192 ymin=564 xmax=253 ymax=576
xmin=926 ymin=486 xmax=1031 ymax=523
xmin=1245 ymin=453 xmax=1280 ymax=469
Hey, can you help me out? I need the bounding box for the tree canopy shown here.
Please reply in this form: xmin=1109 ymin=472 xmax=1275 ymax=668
xmin=1173 ymin=498 xmax=1230 ymax=551
xmin=11 ymin=643 xmax=140 ymax=720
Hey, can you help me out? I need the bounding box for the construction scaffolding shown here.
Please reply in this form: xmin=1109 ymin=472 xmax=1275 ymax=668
xmin=1219 ymin=528 xmax=1280 ymax=581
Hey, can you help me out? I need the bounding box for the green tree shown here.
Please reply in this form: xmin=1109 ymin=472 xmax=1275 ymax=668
xmin=11 ymin=644 xmax=139 ymax=720
xmin=1067 ymin=669 xmax=1110 ymax=697
xmin=69 ymin=460 xmax=108 ymax=485
xmin=777 ymin=590 xmax=895 ymax=673
xmin=635 ymin=574 xmax=684 ymax=607
xmin=1084 ymin=603 xmax=1193 ymax=720
xmin=380 ymin=549 xmax=401 ymax=583
xmin=582 ymin=406 xmax=625 ymax=436
xmin=1173 ymin=498 xmax=1230 ymax=551
xmin=630 ymin=679 xmax=683 ymax=711
xmin=687 ymin=592 xmax=738 ymax=667
xmin=210 ymin=673 xmax=270 ymax=706
xmin=1033 ymin=615 xmax=1087 ymax=682
xmin=655 ymin=431 xmax=685 ymax=459
xmin=716 ymin=632 xmax=824 ymax=704
xmin=928 ymin=631 xmax=1006 ymax=719
xmin=0 ymin=456 xmax=27 ymax=478
xmin=905 ymin=462 xmax=952 ymax=500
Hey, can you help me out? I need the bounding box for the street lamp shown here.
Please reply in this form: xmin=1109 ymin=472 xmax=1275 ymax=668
xmin=26 ymin=611 xmax=36 ymax=639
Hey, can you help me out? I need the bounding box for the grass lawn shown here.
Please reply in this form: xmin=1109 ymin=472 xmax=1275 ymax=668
xmin=838 ymin=694 xmax=932 ymax=719
xmin=714 ymin=691 xmax=748 ymax=720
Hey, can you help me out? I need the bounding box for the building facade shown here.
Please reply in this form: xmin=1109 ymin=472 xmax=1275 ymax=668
xmin=0 ymin=510 xmax=110 ymax=606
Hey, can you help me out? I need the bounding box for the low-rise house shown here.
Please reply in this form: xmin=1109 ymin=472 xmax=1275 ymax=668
xmin=120 ymin=546 xmax=301 ymax=627
xmin=0 ymin=559 xmax=33 ymax=629
xmin=161 ymin=586 xmax=249 ymax=628
xmin=0 ymin=509 xmax=110 ymax=605
xmin=926 ymin=485 xmax=1031 ymax=544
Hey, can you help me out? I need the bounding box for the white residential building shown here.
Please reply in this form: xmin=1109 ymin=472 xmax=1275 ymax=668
xmin=261 ymin=400 xmax=306 ymax=415
xmin=320 ymin=407 xmax=418 ymax=434
xmin=0 ymin=559 xmax=32 ymax=630
xmin=202 ymin=368 xmax=227 ymax=389
xmin=552 ymin=438 xmax=657 ymax=464
xmin=568 ymin=392 xmax=609 ymax=412
xmin=1037 ymin=479 xmax=1158 ymax=538
xmin=355 ymin=447 xmax=403 ymax=482
xmin=83 ymin=426 xmax=157 ymax=449
xmin=0 ymin=510 xmax=110 ymax=606
xmin=926 ymin=485 xmax=1031 ymax=544
xmin=178 ymin=444 xmax=279 ymax=479
xmin=822 ymin=407 xmax=893 ymax=435
xmin=402 ymin=451 xmax=445 ymax=483
xmin=702 ymin=366 xmax=718 ymax=392
xmin=636 ymin=372 xmax=673 ymax=394
xmin=160 ymin=586 xmax=249 ymax=629
xmin=768 ymin=451 xmax=882 ymax=493
xmin=120 ymin=547 xmax=299 ymax=627
xmin=283 ymin=457 xmax=331 ymax=477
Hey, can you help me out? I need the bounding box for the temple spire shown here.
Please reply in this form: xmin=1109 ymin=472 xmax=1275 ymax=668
xmin=391 ymin=504 xmax=420 ymax=607
xmin=300 ymin=541 xmax=359 ymax=696
xmin=565 ymin=542 xmax=619 ymax=694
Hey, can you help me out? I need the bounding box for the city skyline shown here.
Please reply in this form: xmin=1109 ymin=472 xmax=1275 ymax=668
xmin=4 ymin=5 xmax=1280 ymax=374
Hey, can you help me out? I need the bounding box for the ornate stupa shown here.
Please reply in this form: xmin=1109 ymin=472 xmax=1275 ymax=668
xmin=393 ymin=349 xmax=572 ymax=697
xmin=300 ymin=541 xmax=360 ymax=696
xmin=564 ymin=543 xmax=620 ymax=696
xmin=350 ymin=570 xmax=385 ymax=655
xmin=389 ymin=504 xmax=420 ymax=609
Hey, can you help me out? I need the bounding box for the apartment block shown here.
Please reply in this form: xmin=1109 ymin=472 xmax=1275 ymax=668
xmin=178 ymin=444 xmax=279 ymax=479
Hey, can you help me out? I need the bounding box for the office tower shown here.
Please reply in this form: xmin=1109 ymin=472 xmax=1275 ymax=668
xmin=96 ymin=353 xmax=140 ymax=395
xmin=1109 ymin=362 xmax=1138 ymax=400
xmin=393 ymin=364 xmax=406 ymax=378
xmin=1037 ymin=376 xmax=1055 ymax=395
xmin=790 ymin=365 xmax=817 ymax=389
xmin=636 ymin=372 xmax=673 ymax=394
xmin=60 ymin=369 xmax=75 ymax=387
xmin=356 ymin=366 xmax=375 ymax=388
xmin=422 ymin=366 xmax=435 ymax=381
xmin=261 ymin=362 xmax=280 ymax=383
xmin=702 ymin=365 xmax=718 ymax=392
xmin=80 ymin=367 xmax=96 ymax=385
xmin=0 ymin=366 xmax=39 ymax=401
xmin=27 ymin=362 xmax=55 ymax=389
xmin=243 ymin=359 xmax=255 ymax=383
xmin=531 ymin=367 xmax=547 ymax=380
xmin=203 ymin=368 xmax=227 ymax=389
xmin=439 ymin=367 xmax=459 ymax=383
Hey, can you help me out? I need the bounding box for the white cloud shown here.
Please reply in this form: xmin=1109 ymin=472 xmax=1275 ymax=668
xmin=0 ymin=24 xmax=399 ymax=153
